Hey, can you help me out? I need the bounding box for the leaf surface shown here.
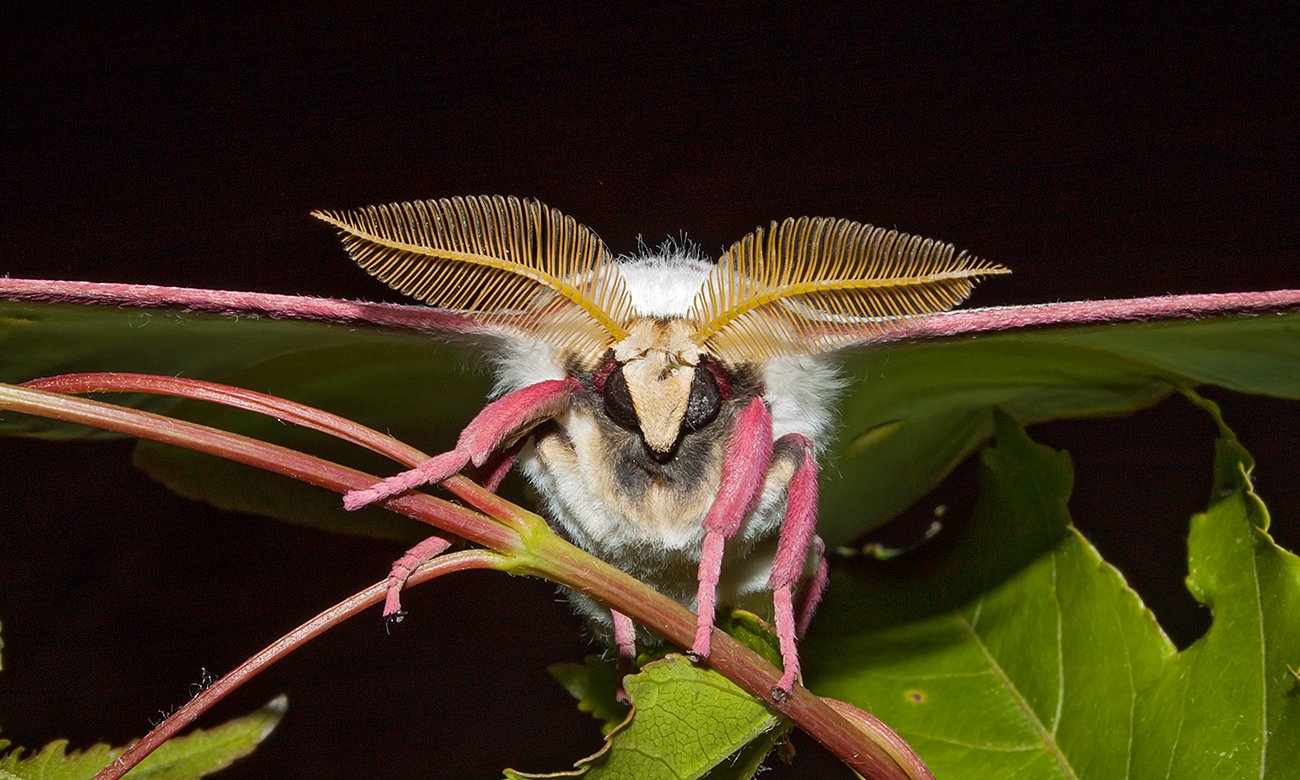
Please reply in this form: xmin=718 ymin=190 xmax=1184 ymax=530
xmin=824 ymin=312 xmax=1300 ymax=543
xmin=804 ymin=410 xmax=1300 ymax=778
xmin=0 ymin=301 xmax=494 ymax=537
xmin=513 ymin=614 xmax=788 ymax=779
xmin=0 ymin=696 xmax=286 ymax=779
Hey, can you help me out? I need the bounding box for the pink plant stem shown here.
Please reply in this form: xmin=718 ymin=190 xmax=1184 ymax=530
xmin=93 ymin=549 xmax=506 ymax=780
xmin=4 ymin=379 xmax=921 ymax=779
xmin=4 ymin=278 xmax=1296 ymax=339
xmin=821 ymin=698 xmax=935 ymax=780
xmin=523 ymin=533 xmax=922 ymax=780
xmin=0 ymin=382 xmax=521 ymax=552
xmin=18 ymin=373 xmax=535 ymax=533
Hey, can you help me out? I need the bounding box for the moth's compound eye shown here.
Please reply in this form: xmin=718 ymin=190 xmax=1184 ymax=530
xmin=601 ymin=364 xmax=639 ymax=431
xmin=683 ymin=365 xmax=721 ymax=431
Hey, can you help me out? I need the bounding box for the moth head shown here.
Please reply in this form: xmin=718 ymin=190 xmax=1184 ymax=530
xmin=594 ymin=319 xmax=730 ymax=461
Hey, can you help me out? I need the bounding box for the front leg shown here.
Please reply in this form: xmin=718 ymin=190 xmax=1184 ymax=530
xmin=692 ymin=396 xmax=774 ymax=659
xmin=343 ymin=378 xmax=579 ymax=510
xmin=347 ymin=378 xmax=578 ymax=618
xmin=767 ymin=433 xmax=820 ymax=693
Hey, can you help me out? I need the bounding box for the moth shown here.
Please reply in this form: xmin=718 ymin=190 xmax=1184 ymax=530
xmin=313 ymin=195 xmax=1008 ymax=692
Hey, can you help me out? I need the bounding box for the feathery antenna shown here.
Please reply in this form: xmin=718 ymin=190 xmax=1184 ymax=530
xmin=688 ymin=217 xmax=1009 ymax=362
xmin=313 ymin=196 xmax=634 ymax=354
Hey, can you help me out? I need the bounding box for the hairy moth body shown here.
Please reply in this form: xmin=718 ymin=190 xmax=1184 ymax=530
xmin=317 ymin=195 xmax=1007 ymax=690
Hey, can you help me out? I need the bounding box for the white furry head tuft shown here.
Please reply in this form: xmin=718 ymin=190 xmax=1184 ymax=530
xmin=616 ymin=237 xmax=715 ymax=319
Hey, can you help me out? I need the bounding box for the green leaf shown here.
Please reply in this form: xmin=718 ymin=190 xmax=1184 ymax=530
xmin=804 ymin=409 xmax=1300 ymax=778
xmin=3 ymin=301 xmax=1297 ymax=543
xmin=824 ymin=312 xmax=1300 ymax=544
xmin=0 ymin=696 xmax=286 ymax=779
xmin=549 ymin=656 xmax=632 ymax=736
xmin=515 ymin=614 xmax=788 ymax=779
xmin=1131 ymin=391 xmax=1300 ymax=777
xmin=580 ymin=654 xmax=783 ymax=780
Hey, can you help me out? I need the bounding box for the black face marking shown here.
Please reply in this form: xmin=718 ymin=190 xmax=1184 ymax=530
xmin=683 ymin=365 xmax=721 ymax=432
xmin=608 ymin=416 xmax=718 ymax=497
xmin=601 ymin=364 xmax=639 ymax=432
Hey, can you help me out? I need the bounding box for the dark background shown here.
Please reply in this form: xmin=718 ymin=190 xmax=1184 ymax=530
xmin=2 ymin=4 xmax=1296 ymax=778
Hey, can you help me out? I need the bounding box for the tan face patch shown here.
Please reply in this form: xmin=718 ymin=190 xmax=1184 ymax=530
xmin=613 ymin=319 xmax=703 ymax=455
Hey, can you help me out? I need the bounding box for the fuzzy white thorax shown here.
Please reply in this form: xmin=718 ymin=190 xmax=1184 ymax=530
xmin=615 ymin=242 xmax=715 ymax=318
xmin=491 ymin=243 xmax=841 ymax=632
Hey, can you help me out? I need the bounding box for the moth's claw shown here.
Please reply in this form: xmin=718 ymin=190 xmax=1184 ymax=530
xmin=770 ymin=684 xmax=791 ymax=703
xmin=690 ymin=622 xmax=713 ymax=662
xmin=383 ymin=610 xmax=408 ymax=634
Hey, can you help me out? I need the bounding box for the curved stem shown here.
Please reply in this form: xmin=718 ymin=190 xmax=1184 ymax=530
xmin=94 ymin=550 xmax=507 ymax=780
xmin=0 ymin=382 xmax=521 ymax=552
xmin=20 ymin=372 xmax=540 ymax=532
xmin=3 ymin=380 xmax=921 ymax=778
xmin=518 ymin=533 xmax=920 ymax=779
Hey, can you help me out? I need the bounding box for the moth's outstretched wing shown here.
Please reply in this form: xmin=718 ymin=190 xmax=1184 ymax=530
xmin=4 ymin=279 xmax=1299 ymax=544
xmin=0 ymin=279 xmax=501 ymax=540
xmin=819 ymin=291 xmax=1300 ymax=545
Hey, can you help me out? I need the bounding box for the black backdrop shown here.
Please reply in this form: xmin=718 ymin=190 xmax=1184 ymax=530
xmin=2 ymin=4 xmax=1296 ymax=778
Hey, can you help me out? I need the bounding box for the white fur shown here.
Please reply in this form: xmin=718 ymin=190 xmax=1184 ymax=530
xmin=615 ymin=243 xmax=715 ymax=318
xmin=489 ymin=243 xmax=837 ymax=634
xmin=760 ymin=354 xmax=842 ymax=448
xmin=488 ymin=338 xmax=565 ymax=397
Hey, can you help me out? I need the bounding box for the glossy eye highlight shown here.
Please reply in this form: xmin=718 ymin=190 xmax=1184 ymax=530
xmin=683 ymin=365 xmax=721 ymax=431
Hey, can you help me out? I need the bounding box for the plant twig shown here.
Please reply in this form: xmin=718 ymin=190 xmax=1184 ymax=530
xmin=94 ymin=550 xmax=507 ymax=780
xmin=0 ymin=382 xmax=521 ymax=552
xmin=2 ymin=379 xmax=922 ymax=778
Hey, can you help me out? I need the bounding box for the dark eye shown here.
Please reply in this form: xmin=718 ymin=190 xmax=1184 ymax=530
xmin=683 ymin=365 xmax=721 ymax=431
xmin=601 ymin=364 xmax=639 ymax=431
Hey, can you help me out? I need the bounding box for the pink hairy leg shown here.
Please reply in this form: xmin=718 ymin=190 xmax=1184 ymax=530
xmin=766 ymin=435 xmax=819 ymax=692
xmin=343 ymin=378 xmax=579 ymax=511
xmin=611 ymin=609 xmax=636 ymax=704
xmin=383 ymin=535 xmax=454 ymax=619
xmin=795 ymin=536 xmax=829 ymax=639
xmin=691 ymin=396 xmax=774 ymax=659
xmin=474 ymin=441 xmax=523 ymax=493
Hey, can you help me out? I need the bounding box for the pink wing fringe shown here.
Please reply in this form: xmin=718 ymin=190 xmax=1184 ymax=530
xmin=3 ymin=278 xmax=1297 ymax=342
xmin=0 ymin=278 xmax=482 ymax=334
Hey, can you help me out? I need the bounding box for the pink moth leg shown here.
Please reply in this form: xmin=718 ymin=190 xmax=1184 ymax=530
xmin=380 ymin=448 xmax=521 ymax=621
xmin=471 ymin=439 xmax=524 ymax=493
xmin=795 ymin=535 xmax=829 ymax=639
xmin=343 ymin=378 xmax=579 ymax=511
xmin=611 ymin=609 xmax=636 ymax=704
xmin=692 ymin=396 xmax=774 ymax=659
xmin=382 ymin=534 xmax=454 ymax=622
xmin=767 ymin=434 xmax=820 ymax=693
